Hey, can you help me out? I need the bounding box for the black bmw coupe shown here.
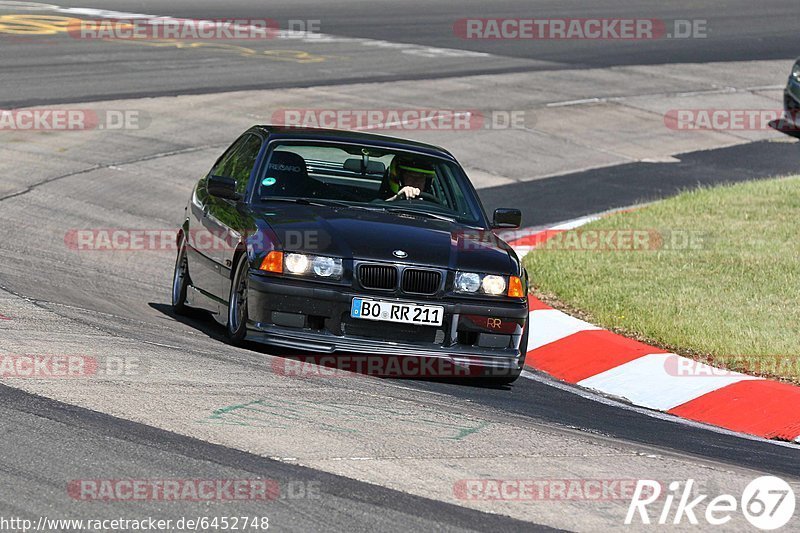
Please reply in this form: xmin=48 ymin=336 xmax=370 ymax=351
xmin=172 ymin=126 xmax=529 ymax=383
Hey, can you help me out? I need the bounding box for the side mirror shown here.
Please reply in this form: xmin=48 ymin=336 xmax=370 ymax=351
xmin=492 ymin=208 xmax=522 ymax=229
xmin=207 ymin=175 xmax=240 ymax=200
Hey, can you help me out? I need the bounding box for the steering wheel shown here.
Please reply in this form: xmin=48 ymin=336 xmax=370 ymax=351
xmin=417 ymin=192 xmax=442 ymax=204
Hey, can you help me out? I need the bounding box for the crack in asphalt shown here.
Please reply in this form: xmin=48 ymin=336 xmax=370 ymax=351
xmin=0 ymin=143 xmax=225 ymax=203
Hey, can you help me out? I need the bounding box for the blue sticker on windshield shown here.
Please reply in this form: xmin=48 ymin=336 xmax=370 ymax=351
xmin=262 ymin=177 xmax=277 ymax=186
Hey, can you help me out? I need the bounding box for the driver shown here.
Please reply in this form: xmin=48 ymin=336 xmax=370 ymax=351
xmin=383 ymin=156 xmax=436 ymax=201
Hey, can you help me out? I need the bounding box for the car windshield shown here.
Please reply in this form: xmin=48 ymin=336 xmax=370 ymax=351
xmin=252 ymin=141 xmax=485 ymax=226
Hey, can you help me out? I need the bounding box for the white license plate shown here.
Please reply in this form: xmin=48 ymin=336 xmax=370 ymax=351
xmin=350 ymin=298 xmax=444 ymax=327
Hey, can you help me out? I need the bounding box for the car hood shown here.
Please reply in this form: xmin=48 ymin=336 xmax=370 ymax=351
xmin=257 ymin=204 xmax=515 ymax=273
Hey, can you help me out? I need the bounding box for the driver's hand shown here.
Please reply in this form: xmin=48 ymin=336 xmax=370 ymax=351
xmin=398 ymin=186 xmax=421 ymax=199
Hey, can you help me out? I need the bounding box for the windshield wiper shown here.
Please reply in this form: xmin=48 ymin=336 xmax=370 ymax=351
xmin=383 ymin=206 xmax=456 ymax=222
xmin=260 ymin=197 xmax=338 ymax=207
xmin=261 ymin=197 xmax=381 ymax=211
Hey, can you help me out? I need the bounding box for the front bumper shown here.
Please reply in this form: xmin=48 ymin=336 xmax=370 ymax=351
xmin=245 ymin=271 xmax=528 ymax=372
xmin=786 ymin=78 xmax=800 ymax=114
xmin=769 ymin=82 xmax=800 ymax=138
xmin=780 ymin=78 xmax=800 ymax=128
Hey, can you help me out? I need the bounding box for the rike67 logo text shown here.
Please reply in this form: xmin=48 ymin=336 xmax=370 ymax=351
xmin=626 ymin=477 xmax=795 ymax=530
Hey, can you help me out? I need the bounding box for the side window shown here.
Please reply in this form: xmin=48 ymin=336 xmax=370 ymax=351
xmin=210 ymin=134 xmax=263 ymax=194
xmin=229 ymin=135 xmax=263 ymax=194
xmin=210 ymin=137 xmax=244 ymax=177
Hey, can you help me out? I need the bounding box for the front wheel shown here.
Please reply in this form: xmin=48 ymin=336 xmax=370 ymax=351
xmin=171 ymin=234 xmax=190 ymax=315
xmin=226 ymin=253 xmax=250 ymax=344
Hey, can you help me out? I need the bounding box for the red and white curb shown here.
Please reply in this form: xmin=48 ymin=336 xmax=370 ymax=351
xmin=508 ymin=218 xmax=800 ymax=444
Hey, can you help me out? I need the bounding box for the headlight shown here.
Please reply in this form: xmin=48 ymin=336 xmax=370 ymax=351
xmin=313 ymin=256 xmax=339 ymax=277
xmin=792 ymin=62 xmax=800 ymax=81
xmin=455 ymin=272 xmax=481 ymax=293
xmin=481 ymin=275 xmax=507 ymax=295
xmin=454 ymin=271 xmax=520 ymax=296
xmin=285 ymin=253 xmax=310 ymax=274
xmin=284 ymin=253 xmax=342 ymax=280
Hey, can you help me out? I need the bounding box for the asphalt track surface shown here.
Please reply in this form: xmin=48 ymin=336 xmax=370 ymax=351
xmin=482 ymin=139 xmax=800 ymax=228
xmin=0 ymin=383 xmax=552 ymax=532
xmin=2 ymin=0 xmax=800 ymax=107
xmin=1 ymin=1 xmax=800 ymax=531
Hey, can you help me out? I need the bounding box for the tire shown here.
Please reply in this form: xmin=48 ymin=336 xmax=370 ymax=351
xmin=171 ymin=234 xmax=191 ymax=315
xmin=226 ymin=253 xmax=250 ymax=344
xmin=478 ymin=323 xmax=528 ymax=387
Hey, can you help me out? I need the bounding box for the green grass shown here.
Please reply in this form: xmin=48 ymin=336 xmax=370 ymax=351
xmin=523 ymin=176 xmax=800 ymax=382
